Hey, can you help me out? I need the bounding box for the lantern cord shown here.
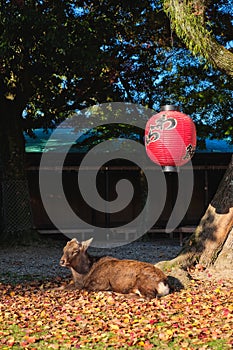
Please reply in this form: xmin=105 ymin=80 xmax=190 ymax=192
xmin=163 ymin=19 xmax=176 ymax=106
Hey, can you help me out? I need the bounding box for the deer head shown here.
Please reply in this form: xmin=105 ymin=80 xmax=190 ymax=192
xmin=60 ymin=238 xmax=93 ymax=274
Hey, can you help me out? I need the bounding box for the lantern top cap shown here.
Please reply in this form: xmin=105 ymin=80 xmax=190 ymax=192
xmin=160 ymin=104 xmax=180 ymax=112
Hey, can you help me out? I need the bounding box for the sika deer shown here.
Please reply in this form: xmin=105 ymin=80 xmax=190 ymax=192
xmin=60 ymin=238 xmax=170 ymax=298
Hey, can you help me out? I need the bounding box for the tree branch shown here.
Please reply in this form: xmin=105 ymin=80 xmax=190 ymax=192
xmin=164 ymin=0 xmax=233 ymax=77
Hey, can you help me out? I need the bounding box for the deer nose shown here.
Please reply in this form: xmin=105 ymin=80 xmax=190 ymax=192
xmin=60 ymin=259 xmax=67 ymax=266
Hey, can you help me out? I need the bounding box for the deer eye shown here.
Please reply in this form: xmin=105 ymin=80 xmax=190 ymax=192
xmin=72 ymin=249 xmax=79 ymax=255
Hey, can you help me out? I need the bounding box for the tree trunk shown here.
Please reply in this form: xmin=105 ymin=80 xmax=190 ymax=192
xmin=0 ymin=98 xmax=37 ymax=243
xmin=159 ymin=155 xmax=233 ymax=270
xmin=214 ymin=227 xmax=233 ymax=270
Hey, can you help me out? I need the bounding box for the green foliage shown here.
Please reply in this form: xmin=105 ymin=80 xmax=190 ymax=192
xmin=0 ymin=0 xmax=117 ymax=125
xmin=0 ymin=0 xmax=232 ymax=140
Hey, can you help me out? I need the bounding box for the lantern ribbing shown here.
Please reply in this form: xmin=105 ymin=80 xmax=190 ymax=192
xmin=145 ymin=105 xmax=196 ymax=172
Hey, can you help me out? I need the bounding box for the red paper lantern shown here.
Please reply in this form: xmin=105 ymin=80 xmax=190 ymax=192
xmin=145 ymin=105 xmax=196 ymax=171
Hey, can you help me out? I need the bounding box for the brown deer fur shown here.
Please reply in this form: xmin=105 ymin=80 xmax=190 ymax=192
xmin=60 ymin=238 xmax=170 ymax=298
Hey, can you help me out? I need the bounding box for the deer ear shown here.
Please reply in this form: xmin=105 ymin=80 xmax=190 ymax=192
xmin=82 ymin=237 xmax=93 ymax=251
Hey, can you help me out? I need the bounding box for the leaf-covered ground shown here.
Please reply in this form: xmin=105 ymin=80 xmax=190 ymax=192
xmin=0 ymin=278 xmax=232 ymax=350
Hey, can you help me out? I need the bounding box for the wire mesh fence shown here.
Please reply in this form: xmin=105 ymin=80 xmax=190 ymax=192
xmin=1 ymin=179 xmax=32 ymax=232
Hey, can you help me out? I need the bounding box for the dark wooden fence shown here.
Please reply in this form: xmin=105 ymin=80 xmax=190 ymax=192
xmin=26 ymin=152 xmax=232 ymax=234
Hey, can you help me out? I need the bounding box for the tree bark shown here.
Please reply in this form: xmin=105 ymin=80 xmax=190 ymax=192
xmin=214 ymin=227 xmax=233 ymax=270
xmin=158 ymin=155 xmax=233 ymax=270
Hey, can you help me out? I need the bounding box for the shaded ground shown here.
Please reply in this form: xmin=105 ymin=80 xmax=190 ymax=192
xmin=0 ymin=234 xmax=181 ymax=284
xmin=0 ymin=234 xmax=232 ymax=285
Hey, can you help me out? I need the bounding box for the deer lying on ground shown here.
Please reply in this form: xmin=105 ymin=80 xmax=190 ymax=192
xmin=60 ymin=238 xmax=170 ymax=298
